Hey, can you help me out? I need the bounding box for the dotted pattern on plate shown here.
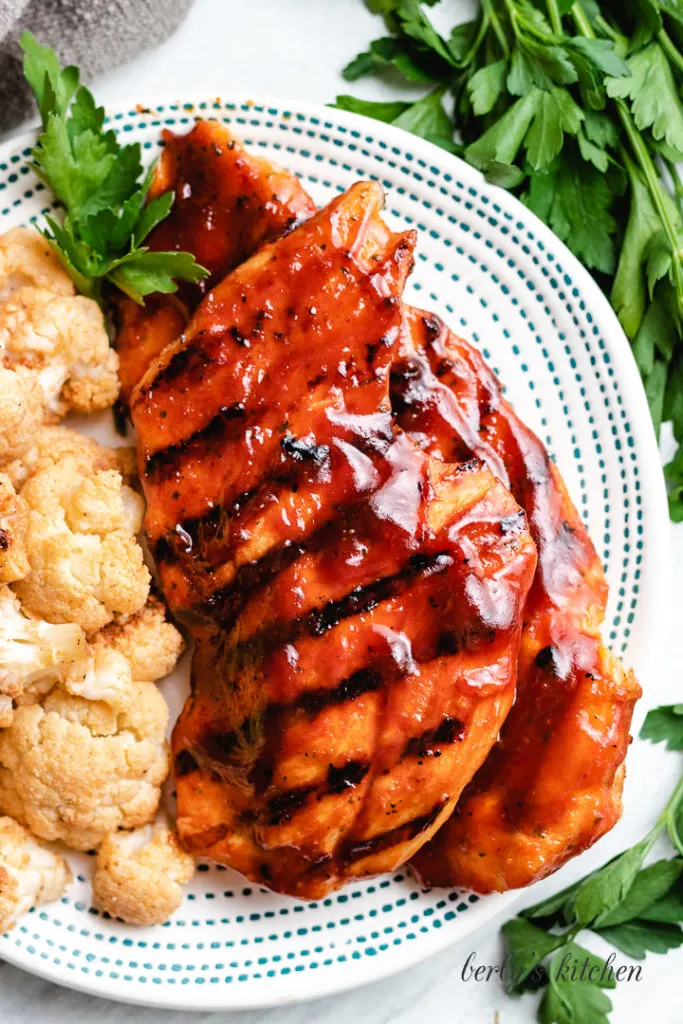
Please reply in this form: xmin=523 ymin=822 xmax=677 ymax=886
xmin=0 ymin=97 xmax=667 ymax=1010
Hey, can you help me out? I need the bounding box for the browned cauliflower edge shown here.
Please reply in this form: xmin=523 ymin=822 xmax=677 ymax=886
xmin=0 ymin=672 xmax=169 ymax=850
xmin=13 ymin=452 xmax=150 ymax=634
xmin=0 ymin=228 xmax=75 ymax=301
xmin=92 ymin=825 xmax=194 ymax=926
xmin=5 ymin=425 xmax=136 ymax=491
xmin=94 ymin=595 xmax=185 ymax=684
xmin=0 ymin=286 xmax=119 ymax=419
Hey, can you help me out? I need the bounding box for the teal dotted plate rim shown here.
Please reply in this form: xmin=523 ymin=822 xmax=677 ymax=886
xmin=0 ymin=95 xmax=671 ymax=1010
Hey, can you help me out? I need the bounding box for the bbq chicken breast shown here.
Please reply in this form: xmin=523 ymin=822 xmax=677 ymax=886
xmin=120 ymin=120 xmax=638 ymax=899
xmin=395 ymin=310 xmax=641 ymax=892
xmin=130 ymin=180 xmax=537 ymax=898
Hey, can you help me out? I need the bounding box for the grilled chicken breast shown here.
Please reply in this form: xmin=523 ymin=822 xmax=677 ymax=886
xmin=395 ymin=309 xmax=641 ymax=893
xmin=120 ymin=120 xmax=638 ymax=897
xmin=130 ymin=181 xmax=537 ymax=898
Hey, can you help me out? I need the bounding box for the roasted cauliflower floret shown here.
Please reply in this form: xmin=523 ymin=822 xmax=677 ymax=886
xmin=0 ymin=586 xmax=86 ymax=728
xmin=0 ymin=228 xmax=74 ymax=301
xmin=64 ymin=646 xmax=136 ymax=712
xmin=5 ymin=425 xmax=136 ymax=490
xmin=0 ymin=286 xmax=119 ymax=418
xmin=0 ymin=677 xmax=169 ymax=851
xmin=0 ymin=815 xmax=72 ymax=932
xmin=92 ymin=825 xmax=194 ymax=926
xmin=0 ymin=474 xmax=29 ymax=584
xmin=0 ymin=368 xmax=42 ymax=467
xmin=93 ymin=596 xmax=184 ymax=684
xmin=13 ymin=454 xmax=150 ymax=635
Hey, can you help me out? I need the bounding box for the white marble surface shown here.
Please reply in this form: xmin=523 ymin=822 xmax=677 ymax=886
xmin=2 ymin=0 xmax=682 ymax=1019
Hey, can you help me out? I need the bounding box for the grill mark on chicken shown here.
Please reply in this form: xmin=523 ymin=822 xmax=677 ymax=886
xmin=144 ymin=402 xmax=247 ymax=482
xmin=189 ymin=669 xmax=382 ymax=778
xmin=153 ymin=489 xmax=257 ymax=564
xmin=327 ymin=760 xmax=371 ymax=793
xmin=226 ymin=551 xmax=453 ymax=669
xmin=402 ymin=716 xmax=465 ymax=758
xmin=135 ymin=341 xmax=209 ymax=401
xmin=342 ymin=800 xmax=447 ymax=864
xmin=153 ymin=472 xmax=303 ymax=566
xmin=267 ymin=785 xmax=316 ymax=825
xmin=297 ymin=667 xmax=383 ymax=715
xmin=267 ymin=760 xmax=371 ymax=825
xmin=176 ymin=486 xmax=400 ymax=625
xmin=174 ymin=749 xmax=199 ymax=777
xmin=151 ymin=424 xmax=395 ymax=569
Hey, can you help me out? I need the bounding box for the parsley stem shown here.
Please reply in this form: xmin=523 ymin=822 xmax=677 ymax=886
xmin=665 ymin=159 xmax=683 ymax=215
xmin=617 ymin=103 xmax=683 ymax=315
xmin=658 ymin=29 xmax=683 ymax=76
xmin=481 ymin=0 xmax=510 ymax=59
xmin=570 ymin=1 xmax=595 ymax=38
xmin=460 ymin=13 xmax=491 ymax=68
xmin=545 ymin=0 xmax=564 ymax=35
xmin=661 ymin=774 xmax=683 ymax=855
xmin=592 ymin=15 xmax=620 ymax=43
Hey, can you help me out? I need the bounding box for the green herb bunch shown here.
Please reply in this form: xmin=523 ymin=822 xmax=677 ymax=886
xmin=500 ymin=704 xmax=683 ymax=1022
xmin=20 ymin=32 xmax=208 ymax=305
xmin=335 ymin=0 xmax=683 ymax=520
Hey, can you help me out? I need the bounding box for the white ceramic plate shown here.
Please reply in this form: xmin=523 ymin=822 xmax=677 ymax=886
xmin=0 ymin=95 xmax=671 ymax=1010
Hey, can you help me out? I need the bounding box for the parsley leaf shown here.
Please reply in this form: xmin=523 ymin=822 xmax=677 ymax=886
xmin=541 ymin=944 xmax=616 ymax=1024
xmin=595 ymin=859 xmax=683 ymax=927
xmin=607 ymin=43 xmax=683 ymax=153
xmin=641 ymin=704 xmax=683 ymax=750
xmin=640 ymin=876 xmax=683 ymax=922
xmin=521 ymin=877 xmax=584 ymax=927
xmin=502 ymin=918 xmax=565 ymax=993
xmin=595 ymin=920 xmax=683 ymax=959
xmin=107 ymin=250 xmax=207 ymax=303
xmin=632 ymin=295 xmax=677 ymax=377
xmin=612 ymin=159 xmax=663 ymax=337
xmin=540 ymin=973 xmax=612 ymax=1024
xmin=392 ymin=88 xmax=450 ymax=138
xmin=468 ymin=60 xmax=508 ymax=116
xmin=466 ymin=91 xmax=540 ymax=171
xmin=20 ymin=32 xmax=208 ymax=304
xmin=21 ymin=32 xmax=79 ymax=124
xmin=333 ymin=95 xmax=412 ymax=122
xmin=343 ymin=36 xmax=444 ymax=84
xmin=571 ymin=837 xmax=655 ymax=926
xmin=644 ymin=357 xmax=668 ymax=435
xmin=549 ymin=942 xmax=617 ymax=989
xmin=665 ymin=443 xmax=683 ymax=520
xmin=524 ymin=88 xmax=584 ymax=170
xmin=660 ymin=0 xmax=683 ymax=25
xmin=524 ymin=156 xmax=617 ymax=273
xmin=569 ymin=37 xmax=630 ymax=79
xmin=395 ymin=0 xmax=459 ymax=68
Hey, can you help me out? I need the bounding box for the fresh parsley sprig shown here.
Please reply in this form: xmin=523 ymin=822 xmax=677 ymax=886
xmin=335 ymin=1 xmax=683 ymax=520
xmin=20 ymin=32 xmax=208 ymax=304
xmin=500 ymin=706 xmax=683 ymax=1023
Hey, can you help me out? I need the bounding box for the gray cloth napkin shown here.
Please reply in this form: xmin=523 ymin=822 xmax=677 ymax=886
xmin=0 ymin=0 xmax=194 ymax=132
